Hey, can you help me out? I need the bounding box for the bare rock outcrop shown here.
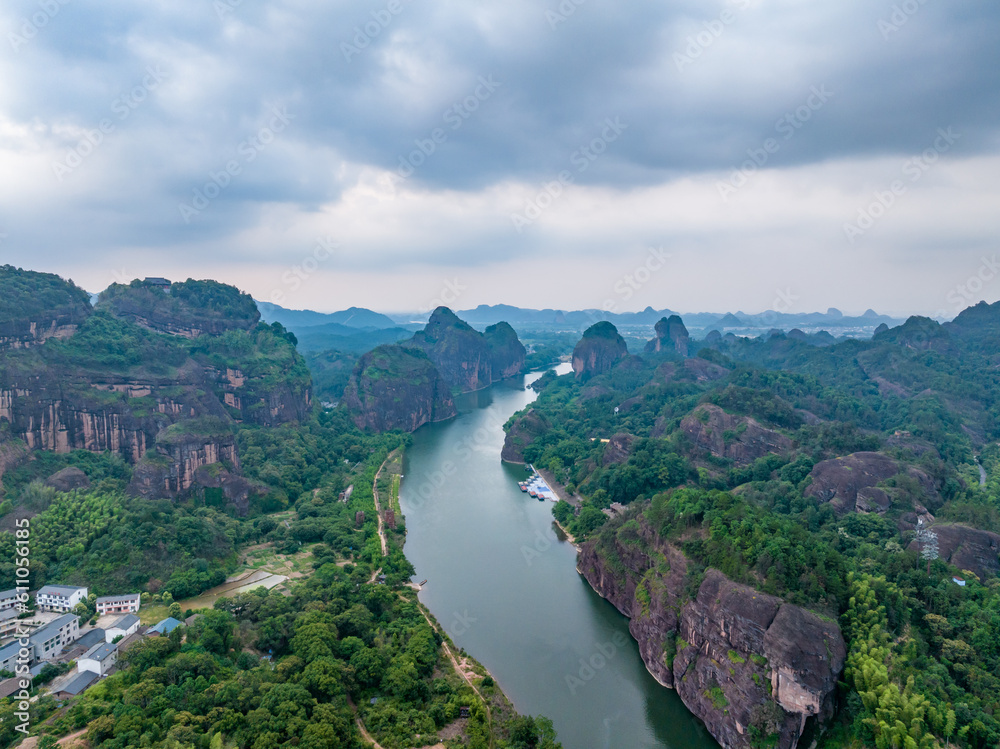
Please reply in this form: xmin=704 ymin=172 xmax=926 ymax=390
xmin=44 ymin=466 xmax=91 ymax=492
xmin=804 ymin=451 xmax=939 ymax=515
xmin=572 ymin=322 xmax=628 ymax=380
xmin=602 ymin=433 xmax=637 ymax=466
xmin=681 ymin=404 xmax=792 ymax=467
xmin=906 ymin=523 xmax=1000 ymax=580
xmin=501 ymin=409 xmax=551 ymax=464
xmin=645 ymin=315 xmax=691 ymax=357
xmin=579 ymin=517 xmax=846 ymax=749
xmin=342 ymin=345 xmax=457 ymax=433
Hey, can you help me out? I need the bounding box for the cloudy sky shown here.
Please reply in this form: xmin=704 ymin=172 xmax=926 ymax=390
xmin=1 ymin=0 xmax=998 ymax=317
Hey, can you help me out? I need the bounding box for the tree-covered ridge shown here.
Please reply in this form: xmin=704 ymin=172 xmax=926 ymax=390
xmin=0 ymin=265 xmax=91 ymax=326
xmin=522 ymin=311 xmax=1000 ymax=749
xmin=98 ymin=278 xmax=261 ymax=336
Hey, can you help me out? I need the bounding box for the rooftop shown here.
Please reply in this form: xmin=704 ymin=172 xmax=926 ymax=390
xmin=95 ymin=593 xmax=140 ymax=603
xmin=109 ymin=614 xmax=140 ymax=630
xmin=82 ymin=641 xmax=117 ymax=662
xmin=37 ymin=585 xmax=86 ymax=597
xmin=148 ymin=617 xmax=182 ymax=635
xmin=29 ymin=614 xmax=78 ymax=644
xmin=75 ymin=629 xmax=106 ymax=650
xmin=57 ymin=670 xmax=98 ymax=696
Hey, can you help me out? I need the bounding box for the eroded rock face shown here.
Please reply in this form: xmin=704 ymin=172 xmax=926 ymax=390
xmin=572 ymin=322 xmax=627 ymax=380
xmin=342 ymin=345 xmax=457 ymax=433
xmin=906 ymin=523 xmax=1000 ymax=580
xmin=501 ymin=409 xmax=550 ymax=463
xmin=681 ymin=404 xmax=792 ymax=467
xmin=129 ymin=427 xmax=240 ymax=499
xmin=645 ymin=315 xmax=691 ymax=357
xmin=98 ymin=279 xmax=260 ymax=338
xmin=483 ymin=321 xmax=526 ymax=380
xmin=0 ymin=434 xmax=29 ymax=496
xmin=0 ymin=266 xmax=91 ymax=351
xmin=804 ymin=451 xmax=939 ymax=515
xmin=602 ymin=433 xmax=637 ymax=466
xmin=44 ymin=466 xmax=91 ymax=492
xmin=578 ymin=517 xmax=846 ymax=749
xmin=404 ymin=307 xmax=494 ymax=392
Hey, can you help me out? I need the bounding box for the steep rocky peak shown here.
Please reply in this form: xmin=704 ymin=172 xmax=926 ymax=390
xmin=573 ymin=322 xmax=627 ymax=380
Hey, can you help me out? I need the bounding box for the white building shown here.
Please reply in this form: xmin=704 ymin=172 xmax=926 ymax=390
xmin=28 ymin=614 xmax=79 ymax=661
xmin=79 ymin=642 xmax=117 ymax=675
xmin=95 ymin=593 xmax=140 ymax=615
xmin=36 ymin=585 xmax=88 ymax=613
xmin=0 ymin=589 xmax=22 ymax=612
xmin=0 ymin=609 xmax=22 ymax=639
xmin=104 ymin=614 xmax=140 ymax=643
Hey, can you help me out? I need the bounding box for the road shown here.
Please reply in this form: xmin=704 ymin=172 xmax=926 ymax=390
xmin=372 ymin=458 xmax=389 ymax=557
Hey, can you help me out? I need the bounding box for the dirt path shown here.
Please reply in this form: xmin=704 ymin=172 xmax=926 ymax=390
xmin=372 ymin=458 xmax=389 ymax=557
xmin=57 ymin=728 xmax=87 ymax=746
xmin=413 ymin=602 xmax=494 ymax=747
xmin=347 ymin=695 xmax=386 ymax=749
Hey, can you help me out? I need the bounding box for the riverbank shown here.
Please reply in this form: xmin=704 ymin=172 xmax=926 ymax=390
xmin=535 ymin=467 xmax=583 ymax=508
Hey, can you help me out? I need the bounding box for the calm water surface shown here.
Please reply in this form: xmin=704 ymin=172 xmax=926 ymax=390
xmin=398 ymin=367 xmax=718 ymax=749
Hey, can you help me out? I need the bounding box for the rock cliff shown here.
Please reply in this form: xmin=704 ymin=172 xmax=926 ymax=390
xmin=578 ymin=513 xmax=845 ymax=749
xmin=342 ymin=345 xmax=457 ymax=432
xmin=645 ymin=315 xmax=691 ymax=357
xmin=98 ymin=278 xmax=260 ymax=337
xmin=0 ymin=265 xmax=91 ymax=351
xmin=572 ymin=322 xmax=628 ymax=380
xmin=404 ymin=307 xmax=494 ymax=392
xmin=906 ymin=523 xmax=1000 ymax=580
xmin=804 ymin=451 xmax=940 ymax=515
xmin=681 ymin=404 xmax=792 ymax=467
xmin=483 ymin=322 xmax=526 ymax=380
xmin=501 ymin=409 xmax=551 ymax=463
xmin=0 ymin=269 xmax=310 ymax=505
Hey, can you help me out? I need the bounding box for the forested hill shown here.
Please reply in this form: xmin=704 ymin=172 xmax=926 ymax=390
xmin=508 ymin=306 xmax=1000 ymax=749
xmin=0 ymin=268 xmax=563 ymax=749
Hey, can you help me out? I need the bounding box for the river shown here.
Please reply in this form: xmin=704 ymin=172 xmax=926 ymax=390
xmin=398 ymin=367 xmax=718 ymax=749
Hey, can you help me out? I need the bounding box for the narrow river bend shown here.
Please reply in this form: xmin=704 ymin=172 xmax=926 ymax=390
xmin=398 ymin=368 xmax=718 ymax=749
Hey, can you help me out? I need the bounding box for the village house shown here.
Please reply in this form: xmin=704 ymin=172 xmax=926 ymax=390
xmin=104 ymin=614 xmax=140 ymax=643
xmin=95 ymin=593 xmax=140 ymax=615
xmin=0 ymin=641 xmax=21 ymax=673
xmin=0 ymin=609 xmax=22 ymax=639
xmin=0 ymin=589 xmax=22 ymax=612
xmin=36 ymin=585 xmax=88 ymax=613
xmin=78 ymin=642 xmax=117 ymax=676
xmin=54 ymin=670 xmax=98 ymax=699
xmin=28 ymin=614 xmax=80 ymax=661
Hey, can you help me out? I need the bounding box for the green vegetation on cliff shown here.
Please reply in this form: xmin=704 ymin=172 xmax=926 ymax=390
xmin=513 ymin=308 xmax=1000 ymax=749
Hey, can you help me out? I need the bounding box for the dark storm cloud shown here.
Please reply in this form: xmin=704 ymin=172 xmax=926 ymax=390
xmin=0 ymin=0 xmax=997 ymax=301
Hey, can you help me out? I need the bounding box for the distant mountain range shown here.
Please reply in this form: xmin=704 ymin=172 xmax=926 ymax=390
xmin=256 ymin=301 xmax=398 ymax=330
xmin=389 ymin=304 xmax=905 ymax=336
xmin=256 ymin=300 xmax=910 ymax=353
